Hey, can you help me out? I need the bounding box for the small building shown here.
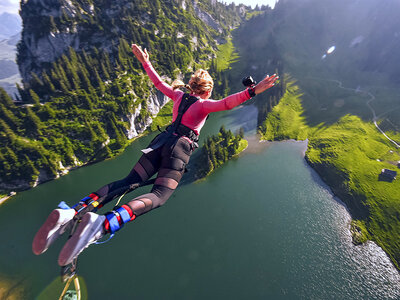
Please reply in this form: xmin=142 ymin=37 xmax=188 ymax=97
xmin=381 ymin=169 xmax=397 ymax=180
xmin=397 ymin=161 xmax=400 ymax=169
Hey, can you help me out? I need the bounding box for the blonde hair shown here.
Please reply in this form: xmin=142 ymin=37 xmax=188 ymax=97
xmin=172 ymin=69 xmax=214 ymax=96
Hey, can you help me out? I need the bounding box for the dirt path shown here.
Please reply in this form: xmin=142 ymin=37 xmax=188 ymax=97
xmin=311 ymin=78 xmax=400 ymax=148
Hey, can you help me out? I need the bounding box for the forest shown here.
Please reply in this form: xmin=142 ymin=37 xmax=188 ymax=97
xmin=194 ymin=125 xmax=247 ymax=179
xmin=0 ymin=0 xmax=262 ymax=191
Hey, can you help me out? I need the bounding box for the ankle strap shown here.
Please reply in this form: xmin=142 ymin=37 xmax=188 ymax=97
xmin=105 ymin=206 xmax=134 ymax=234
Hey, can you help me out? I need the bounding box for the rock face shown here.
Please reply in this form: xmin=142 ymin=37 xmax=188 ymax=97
xmin=18 ymin=0 xmax=98 ymax=82
xmin=192 ymin=1 xmax=222 ymax=33
xmin=126 ymin=90 xmax=169 ymax=139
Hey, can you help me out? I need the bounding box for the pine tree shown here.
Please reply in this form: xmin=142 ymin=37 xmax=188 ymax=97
xmin=78 ymin=63 xmax=94 ymax=91
xmin=103 ymin=144 xmax=112 ymax=158
xmin=68 ymin=47 xmax=79 ymax=65
xmin=16 ymin=83 xmax=29 ymax=102
xmin=29 ymin=89 xmax=40 ymax=105
xmin=42 ymin=104 xmax=56 ymax=120
xmin=100 ymin=62 xmax=110 ymax=81
xmin=0 ymin=119 xmax=16 ymax=145
xmin=93 ymin=68 xmax=105 ymax=95
xmin=4 ymin=146 xmax=19 ymax=177
xmin=0 ymin=87 xmax=15 ymax=108
xmin=0 ymin=103 xmax=19 ymax=128
xmin=42 ymin=71 xmax=56 ymax=93
xmin=23 ymin=154 xmax=40 ymax=182
xmin=79 ymin=91 xmax=93 ymax=109
xmin=65 ymin=54 xmax=81 ymax=88
xmin=55 ymin=63 xmax=71 ymax=91
xmin=25 ymin=107 xmax=43 ymax=136
xmin=94 ymin=122 xmax=108 ymax=142
xmin=62 ymin=136 xmax=76 ymax=165
xmin=30 ymin=72 xmax=44 ymax=94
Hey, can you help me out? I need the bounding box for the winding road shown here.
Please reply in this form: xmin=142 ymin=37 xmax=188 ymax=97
xmin=315 ymin=78 xmax=400 ymax=148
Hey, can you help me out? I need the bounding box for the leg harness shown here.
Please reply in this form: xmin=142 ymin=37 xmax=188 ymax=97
xmin=105 ymin=205 xmax=136 ymax=234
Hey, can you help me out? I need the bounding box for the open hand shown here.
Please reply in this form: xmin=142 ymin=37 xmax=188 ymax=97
xmin=132 ymin=44 xmax=149 ymax=64
xmin=254 ymin=74 xmax=279 ymax=95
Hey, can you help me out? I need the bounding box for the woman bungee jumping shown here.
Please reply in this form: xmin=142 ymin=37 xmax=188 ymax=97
xmin=32 ymin=44 xmax=278 ymax=266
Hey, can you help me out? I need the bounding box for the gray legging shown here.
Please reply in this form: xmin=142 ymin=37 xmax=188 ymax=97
xmin=94 ymin=134 xmax=193 ymax=216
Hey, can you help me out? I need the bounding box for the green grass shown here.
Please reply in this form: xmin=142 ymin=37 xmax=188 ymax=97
xmin=245 ymin=11 xmax=265 ymax=20
xmin=259 ymin=80 xmax=311 ymax=141
xmin=215 ymin=38 xmax=240 ymax=72
xmin=260 ymin=80 xmax=400 ymax=270
xmin=236 ymin=139 xmax=248 ymax=154
xmin=148 ymin=100 xmax=173 ymax=132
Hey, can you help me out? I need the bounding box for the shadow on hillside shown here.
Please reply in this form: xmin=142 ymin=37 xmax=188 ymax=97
xmin=294 ymin=76 xmax=374 ymax=128
xmin=378 ymin=173 xmax=396 ymax=183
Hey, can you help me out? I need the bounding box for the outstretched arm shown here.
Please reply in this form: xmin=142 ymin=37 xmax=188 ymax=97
xmin=202 ymin=74 xmax=279 ymax=113
xmin=131 ymin=44 xmax=181 ymax=101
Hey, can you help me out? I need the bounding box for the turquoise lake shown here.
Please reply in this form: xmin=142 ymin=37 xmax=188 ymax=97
xmin=0 ymin=105 xmax=399 ymax=299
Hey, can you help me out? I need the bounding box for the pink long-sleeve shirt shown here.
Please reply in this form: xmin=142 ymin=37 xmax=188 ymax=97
xmin=143 ymin=62 xmax=251 ymax=135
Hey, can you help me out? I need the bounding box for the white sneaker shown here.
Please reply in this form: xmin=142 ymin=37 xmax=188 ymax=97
xmin=32 ymin=208 xmax=76 ymax=255
xmin=58 ymin=212 xmax=106 ymax=266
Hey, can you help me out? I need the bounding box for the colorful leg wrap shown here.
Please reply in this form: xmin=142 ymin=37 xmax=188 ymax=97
xmin=72 ymin=193 xmax=100 ymax=213
xmin=104 ymin=205 xmax=136 ymax=234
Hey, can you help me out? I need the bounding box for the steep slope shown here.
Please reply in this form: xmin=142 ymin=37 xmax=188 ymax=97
xmin=0 ymin=0 xmax=255 ymax=191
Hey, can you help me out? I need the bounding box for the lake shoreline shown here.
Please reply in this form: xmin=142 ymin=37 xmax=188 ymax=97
xmin=257 ymin=138 xmax=400 ymax=273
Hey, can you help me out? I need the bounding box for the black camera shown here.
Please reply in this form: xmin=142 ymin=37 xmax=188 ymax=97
xmin=242 ymin=76 xmax=256 ymax=87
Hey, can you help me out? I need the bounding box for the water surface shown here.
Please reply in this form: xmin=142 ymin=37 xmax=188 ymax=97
xmin=0 ymin=105 xmax=399 ymax=299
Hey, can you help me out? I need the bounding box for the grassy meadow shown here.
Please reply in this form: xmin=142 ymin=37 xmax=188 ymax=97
xmin=214 ymin=37 xmax=240 ymax=72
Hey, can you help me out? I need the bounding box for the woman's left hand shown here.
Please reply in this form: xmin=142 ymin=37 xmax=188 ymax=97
xmin=254 ymin=74 xmax=279 ymax=95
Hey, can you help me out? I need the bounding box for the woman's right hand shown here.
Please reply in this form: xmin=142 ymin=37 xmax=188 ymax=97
xmin=132 ymin=44 xmax=149 ymax=64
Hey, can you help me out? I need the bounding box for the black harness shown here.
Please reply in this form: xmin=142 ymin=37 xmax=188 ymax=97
xmin=141 ymin=93 xmax=199 ymax=154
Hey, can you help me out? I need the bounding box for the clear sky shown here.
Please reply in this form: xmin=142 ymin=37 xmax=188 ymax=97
xmin=0 ymin=0 xmax=277 ymax=15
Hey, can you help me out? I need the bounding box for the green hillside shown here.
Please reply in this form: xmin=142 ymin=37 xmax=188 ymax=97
xmin=0 ymin=0 xmax=258 ymax=191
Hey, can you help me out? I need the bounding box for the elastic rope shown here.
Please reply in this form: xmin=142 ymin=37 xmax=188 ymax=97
xmin=59 ymin=274 xmax=81 ymax=300
xmin=95 ymin=233 xmax=115 ymax=245
xmin=114 ymin=189 xmax=128 ymax=208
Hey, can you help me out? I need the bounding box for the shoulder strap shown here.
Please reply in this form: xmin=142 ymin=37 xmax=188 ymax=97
xmin=172 ymin=93 xmax=199 ymax=131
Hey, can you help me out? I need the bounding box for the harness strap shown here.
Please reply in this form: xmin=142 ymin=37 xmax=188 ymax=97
xmin=58 ymin=201 xmax=71 ymax=210
xmin=171 ymin=93 xmax=199 ymax=135
xmin=72 ymin=194 xmax=99 ymax=213
xmin=104 ymin=206 xmax=133 ymax=234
